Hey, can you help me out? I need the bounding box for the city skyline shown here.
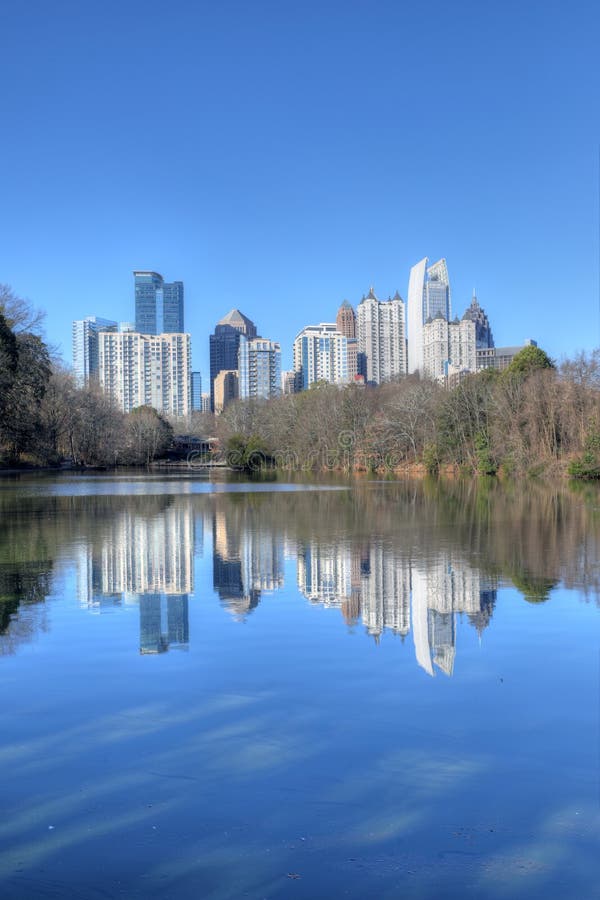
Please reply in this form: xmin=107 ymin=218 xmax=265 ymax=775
xmin=74 ymin=259 xmax=530 ymax=408
xmin=2 ymin=4 xmax=598 ymax=380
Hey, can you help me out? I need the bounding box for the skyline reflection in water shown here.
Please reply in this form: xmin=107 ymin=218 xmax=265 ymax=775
xmin=0 ymin=476 xmax=599 ymax=900
xmin=1 ymin=478 xmax=598 ymax=676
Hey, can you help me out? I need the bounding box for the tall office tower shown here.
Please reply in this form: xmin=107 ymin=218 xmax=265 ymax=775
xmin=72 ymin=316 xmax=117 ymax=386
xmin=346 ymin=338 xmax=360 ymax=380
xmin=407 ymin=257 xmax=451 ymax=374
xmin=99 ymin=331 xmax=191 ymax=415
xmin=462 ymin=291 xmax=494 ymax=349
xmin=209 ymin=309 xmax=257 ymax=411
xmin=356 ymin=287 xmax=407 ymax=385
xmin=422 ymin=315 xmax=476 ymax=382
xmin=134 ymin=271 xmax=184 ymax=334
xmin=238 ymin=336 xmax=281 ymax=400
xmin=213 ymin=369 xmax=239 ymax=413
xmin=292 ymin=323 xmax=348 ymax=390
xmin=191 ymin=371 xmax=202 ymax=412
xmin=336 ymin=300 xmax=356 ymax=338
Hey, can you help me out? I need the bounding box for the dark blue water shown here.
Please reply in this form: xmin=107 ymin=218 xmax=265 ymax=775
xmin=0 ymin=475 xmax=598 ymax=898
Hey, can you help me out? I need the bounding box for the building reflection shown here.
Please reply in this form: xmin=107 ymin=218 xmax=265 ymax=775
xmin=72 ymin=496 xmax=497 ymax=671
xmin=212 ymin=507 xmax=284 ymax=619
xmin=76 ymin=501 xmax=194 ymax=654
xmin=296 ymin=539 xmax=496 ymax=676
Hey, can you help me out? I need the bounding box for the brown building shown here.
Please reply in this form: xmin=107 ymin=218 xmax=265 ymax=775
xmin=213 ymin=369 xmax=239 ymax=414
xmin=336 ymin=300 xmax=356 ymax=339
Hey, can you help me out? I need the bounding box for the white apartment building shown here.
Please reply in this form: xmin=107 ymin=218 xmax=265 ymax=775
xmin=238 ymin=335 xmax=281 ymax=400
xmin=423 ymin=315 xmax=476 ymax=382
xmin=357 ymin=288 xmax=407 ymax=384
xmin=98 ymin=331 xmax=191 ymax=416
xmin=293 ymin=323 xmax=348 ymax=390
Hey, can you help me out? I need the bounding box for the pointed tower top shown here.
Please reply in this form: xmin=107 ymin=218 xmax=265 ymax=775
xmin=366 ymin=286 xmax=377 ymax=300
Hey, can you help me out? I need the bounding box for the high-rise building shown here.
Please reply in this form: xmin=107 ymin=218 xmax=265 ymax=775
xmin=336 ymin=300 xmax=356 ymax=339
xmin=238 ymin=336 xmax=281 ymax=400
xmin=134 ymin=271 xmax=184 ymax=335
xmin=209 ymin=309 xmax=257 ymax=411
xmin=407 ymin=258 xmax=451 ymax=374
xmin=422 ymin=315 xmax=476 ymax=382
xmin=281 ymin=370 xmax=296 ymax=395
xmin=293 ymin=324 xmax=348 ymax=390
xmin=462 ymin=291 xmax=494 ymax=349
xmin=72 ymin=316 xmax=117 ymax=385
xmin=357 ymin=288 xmax=407 ymax=385
xmin=98 ymin=331 xmax=191 ymax=415
xmin=191 ymin=371 xmax=202 ymax=412
xmin=213 ymin=369 xmax=239 ymax=414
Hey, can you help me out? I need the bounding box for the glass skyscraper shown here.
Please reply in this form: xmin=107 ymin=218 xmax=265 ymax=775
xmin=134 ymin=271 xmax=184 ymax=334
xmin=72 ymin=315 xmax=117 ymax=386
xmin=407 ymin=257 xmax=451 ymax=374
xmin=209 ymin=309 xmax=257 ymax=411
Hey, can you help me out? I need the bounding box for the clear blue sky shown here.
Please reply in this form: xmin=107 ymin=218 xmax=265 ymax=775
xmin=1 ymin=0 xmax=599 ymax=377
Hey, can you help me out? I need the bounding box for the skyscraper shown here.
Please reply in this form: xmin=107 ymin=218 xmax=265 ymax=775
xmin=293 ymin=324 xmax=348 ymax=390
xmin=191 ymin=371 xmax=203 ymax=412
xmin=134 ymin=271 xmax=184 ymax=334
xmin=99 ymin=331 xmax=191 ymax=415
xmin=213 ymin=370 xmax=239 ymax=414
xmin=238 ymin=336 xmax=282 ymax=400
xmin=209 ymin=309 xmax=257 ymax=411
xmin=357 ymin=288 xmax=407 ymax=384
xmin=422 ymin=315 xmax=476 ymax=382
xmin=336 ymin=300 xmax=356 ymax=338
xmin=407 ymin=258 xmax=451 ymax=374
xmin=72 ymin=316 xmax=117 ymax=386
xmin=462 ymin=291 xmax=494 ymax=349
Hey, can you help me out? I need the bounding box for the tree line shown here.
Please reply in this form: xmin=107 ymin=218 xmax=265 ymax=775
xmin=0 ymin=285 xmax=173 ymax=467
xmin=2 ymin=283 xmax=600 ymax=477
xmin=216 ymin=344 xmax=600 ymax=479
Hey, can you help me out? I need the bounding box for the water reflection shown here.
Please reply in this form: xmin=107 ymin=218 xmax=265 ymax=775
xmin=212 ymin=505 xmax=284 ymax=619
xmin=75 ymin=502 xmax=195 ymax=653
xmin=0 ymin=479 xmax=598 ymax=671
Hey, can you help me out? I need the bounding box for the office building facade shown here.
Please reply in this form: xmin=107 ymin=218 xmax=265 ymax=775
xmin=462 ymin=292 xmax=494 ymax=349
xmin=209 ymin=309 xmax=257 ymax=410
xmin=191 ymin=371 xmax=202 ymax=412
xmin=213 ymin=369 xmax=239 ymax=414
xmin=134 ymin=271 xmax=184 ymax=335
xmin=407 ymin=257 xmax=451 ymax=375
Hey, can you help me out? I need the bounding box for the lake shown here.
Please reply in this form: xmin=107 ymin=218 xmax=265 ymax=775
xmin=0 ymin=473 xmax=598 ymax=899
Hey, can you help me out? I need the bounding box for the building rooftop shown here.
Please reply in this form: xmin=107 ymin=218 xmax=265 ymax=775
xmin=217 ymin=309 xmax=256 ymax=329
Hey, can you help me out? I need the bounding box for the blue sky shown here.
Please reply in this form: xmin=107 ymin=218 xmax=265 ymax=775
xmin=1 ymin=0 xmax=599 ymax=377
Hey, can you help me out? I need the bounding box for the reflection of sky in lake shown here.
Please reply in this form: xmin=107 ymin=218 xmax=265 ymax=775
xmin=0 ymin=477 xmax=598 ymax=898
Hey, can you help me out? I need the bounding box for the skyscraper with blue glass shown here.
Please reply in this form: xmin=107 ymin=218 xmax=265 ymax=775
xmin=134 ymin=271 xmax=184 ymax=334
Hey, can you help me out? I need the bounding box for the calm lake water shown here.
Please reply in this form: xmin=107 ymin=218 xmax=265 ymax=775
xmin=0 ymin=474 xmax=598 ymax=899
